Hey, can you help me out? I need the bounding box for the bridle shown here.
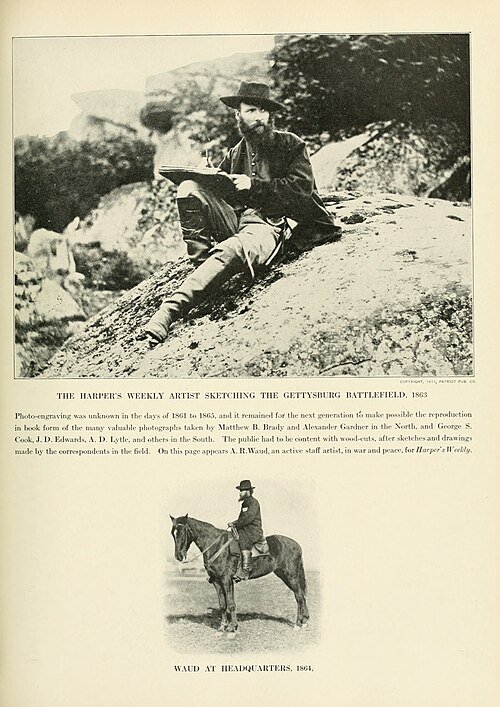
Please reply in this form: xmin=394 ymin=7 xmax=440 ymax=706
xmin=173 ymin=522 xmax=232 ymax=565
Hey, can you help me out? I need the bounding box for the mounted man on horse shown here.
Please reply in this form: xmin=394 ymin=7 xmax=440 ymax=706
xmin=170 ymin=482 xmax=309 ymax=634
xmin=228 ymin=479 xmax=270 ymax=582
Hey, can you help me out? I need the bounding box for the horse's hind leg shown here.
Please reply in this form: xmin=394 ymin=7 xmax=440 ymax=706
xmin=274 ymin=565 xmax=309 ymax=628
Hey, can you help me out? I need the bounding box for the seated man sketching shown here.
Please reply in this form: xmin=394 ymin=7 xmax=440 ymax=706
xmin=143 ymin=81 xmax=341 ymax=345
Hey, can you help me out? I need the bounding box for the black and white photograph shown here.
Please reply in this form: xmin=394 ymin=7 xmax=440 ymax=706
xmin=165 ymin=475 xmax=319 ymax=653
xmin=14 ymin=33 xmax=472 ymax=379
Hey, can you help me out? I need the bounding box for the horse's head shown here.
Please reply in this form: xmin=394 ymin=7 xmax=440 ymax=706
xmin=170 ymin=514 xmax=193 ymax=562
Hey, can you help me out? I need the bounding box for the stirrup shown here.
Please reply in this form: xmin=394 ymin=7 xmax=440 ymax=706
xmin=233 ymin=571 xmax=250 ymax=583
xmin=233 ymin=563 xmax=251 ymax=582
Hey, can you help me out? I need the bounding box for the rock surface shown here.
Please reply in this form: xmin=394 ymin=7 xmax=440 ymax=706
xmin=69 ymin=89 xmax=149 ymax=141
xmin=313 ymin=121 xmax=470 ymax=201
xmin=73 ymin=180 xmax=184 ymax=270
xmin=41 ymin=193 xmax=472 ymax=379
xmin=146 ymin=52 xmax=270 ymax=97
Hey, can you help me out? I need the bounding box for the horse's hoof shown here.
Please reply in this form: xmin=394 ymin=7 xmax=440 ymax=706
xmin=301 ymin=621 xmax=309 ymax=629
xmin=293 ymin=624 xmax=302 ymax=632
xmin=227 ymin=632 xmax=237 ymax=640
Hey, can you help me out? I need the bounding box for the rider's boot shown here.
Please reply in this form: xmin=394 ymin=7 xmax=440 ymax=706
xmin=234 ymin=550 xmax=252 ymax=582
xmin=242 ymin=550 xmax=252 ymax=578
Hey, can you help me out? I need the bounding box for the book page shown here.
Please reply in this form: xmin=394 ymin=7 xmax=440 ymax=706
xmin=1 ymin=4 xmax=499 ymax=707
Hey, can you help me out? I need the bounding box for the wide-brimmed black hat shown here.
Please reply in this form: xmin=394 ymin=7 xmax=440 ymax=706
xmin=220 ymin=81 xmax=284 ymax=112
xmin=236 ymin=479 xmax=255 ymax=491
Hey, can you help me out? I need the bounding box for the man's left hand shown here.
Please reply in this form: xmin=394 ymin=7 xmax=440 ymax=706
xmin=229 ymin=174 xmax=251 ymax=191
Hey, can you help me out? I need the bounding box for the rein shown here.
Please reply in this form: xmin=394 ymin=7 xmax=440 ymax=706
xmin=179 ymin=526 xmax=232 ymax=565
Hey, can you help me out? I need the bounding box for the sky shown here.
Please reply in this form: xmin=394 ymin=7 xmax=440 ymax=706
xmin=13 ymin=34 xmax=276 ymax=137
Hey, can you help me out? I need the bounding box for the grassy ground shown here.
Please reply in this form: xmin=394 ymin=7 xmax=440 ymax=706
xmin=165 ymin=570 xmax=320 ymax=655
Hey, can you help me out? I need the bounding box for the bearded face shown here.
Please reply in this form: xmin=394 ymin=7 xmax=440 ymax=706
xmin=237 ymin=102 xmax=275 ymax=151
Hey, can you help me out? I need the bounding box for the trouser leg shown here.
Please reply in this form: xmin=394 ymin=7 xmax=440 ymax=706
xmin=143 ymin=238 xmax=244 ymax=343
xmin=142 ymin=209 xmax=281 ymax=344
xmin=176 ymin=180 xmax=238 ymax=265
xmin=232 ymin=209 xmax=283 ymax=278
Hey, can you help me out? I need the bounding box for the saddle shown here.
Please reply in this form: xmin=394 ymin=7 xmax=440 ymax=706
xmin=251 ymin=538 xmax=270 ymax=557
xmin=228 ymin=530 xmax=270 ymax=558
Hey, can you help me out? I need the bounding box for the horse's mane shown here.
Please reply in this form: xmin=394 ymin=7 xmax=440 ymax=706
xmin=182 ymin=516 xmax=224 ymax=534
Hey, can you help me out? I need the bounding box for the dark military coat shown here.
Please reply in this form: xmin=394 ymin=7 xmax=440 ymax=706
xmin=233 ymin=495 xmax=263 ymax=550
xmin=218 ymin=130 xmax=338 ymax=234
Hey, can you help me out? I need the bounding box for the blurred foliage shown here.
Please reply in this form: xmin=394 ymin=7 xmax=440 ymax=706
xmin=139 ymin=100 xmax=175 ymax=133
xmin=16 ymin=321 xmax=73 ymax=377
xmin=15 ymin=132 xmax=155 ymax=232
xmin=270 ymin=34 xmax=470 ymax=143
xmin=14 ymin=212 xmax=36 ymax=252
xmin=73 ymin=245 xmax=149 ymax=290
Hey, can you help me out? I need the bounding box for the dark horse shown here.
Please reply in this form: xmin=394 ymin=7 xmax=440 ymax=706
xmin=170 ymin=514 xmax=309 ymax=634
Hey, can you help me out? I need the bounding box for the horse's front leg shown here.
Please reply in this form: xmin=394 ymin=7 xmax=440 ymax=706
xmin=224 ymin=580 xmax=238 ymax=634
xmin=213 ymin=581 xmax=228 ymax=632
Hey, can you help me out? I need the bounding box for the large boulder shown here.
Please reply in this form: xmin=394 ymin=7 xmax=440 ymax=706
xmin=16 ymin=229 xmax=86 ymax=326
xmin=314 ymin=121 xmax=470 ymax=202
xmin=72 ymin=180 xmax=185 ymax=271
xmin=27 ymin=228 xmax=77 ymax=280
xmin=145 ymin=51 xmax=270 ymax=97
xmin=69 ymin=89 xmax=149 ymax=141
xmin=40 ymin=192 xmax=472 ymax=379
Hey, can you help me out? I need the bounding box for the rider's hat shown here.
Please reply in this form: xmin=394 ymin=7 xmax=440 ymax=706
xmin=220 ymin=81 xmax=284 ymax=112
xmin=236 ymin=479 xmax=255 ymax=491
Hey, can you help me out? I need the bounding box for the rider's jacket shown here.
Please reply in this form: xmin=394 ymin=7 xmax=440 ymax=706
xmin=233 ymin=495 xmax=263 ymax=550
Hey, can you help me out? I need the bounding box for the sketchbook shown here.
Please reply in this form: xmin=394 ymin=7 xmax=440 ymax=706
xmin=159 ymin=165 xmax=238 ymax=202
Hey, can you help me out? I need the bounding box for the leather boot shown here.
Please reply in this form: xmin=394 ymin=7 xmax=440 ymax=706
xmin=233 ymin=550 xmax=252 ymax=582
xmin=142 ymin=248 xmax=242 ymax=344
xmin=242 ymin=549 xmax=252 ymax=577
xmin=177 ymin=196 xmax=213 ymax=265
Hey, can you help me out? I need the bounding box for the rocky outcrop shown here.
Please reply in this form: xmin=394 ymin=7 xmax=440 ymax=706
xmin=40 ymin=192 xmax=472 ymax=379
xmin=73 ymin=180 xmax=184 ymax=271
xmin=146 ymin=52 xmax=270 ymax=97
xmin=17 ymin=228 xmax=86 ymax=321
xmin=15 ymin=244 xmax=86 ymax=378
xmin=69 ymin=90 xmax=149 ymax=141
xmin=27 ymin=228 xmax=78 ymax=279
xmin=315 ymin=121 xmax=470 ymax=202
xmin=68 ymin=52 xmax=270 ymax=154
xmin=311 ymin=131 xmax=374 ymax=190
